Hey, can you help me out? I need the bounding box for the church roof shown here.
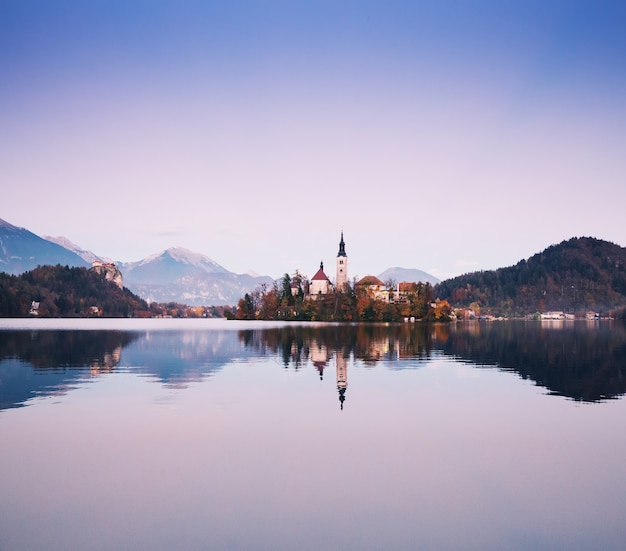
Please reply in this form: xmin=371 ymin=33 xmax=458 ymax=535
xmin=356 ymin=275 xmax=384 ymax=286
xmin=311 ymin=261 xmax=330 ymax=281
xmin=312 ymin=267 xmax=330 ymax=281
xmin=398 ymin=282 xmax=418 ymax=292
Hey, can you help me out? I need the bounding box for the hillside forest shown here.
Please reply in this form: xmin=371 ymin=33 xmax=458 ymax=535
xmin=435 ymin=237 xmax=626 ymax=317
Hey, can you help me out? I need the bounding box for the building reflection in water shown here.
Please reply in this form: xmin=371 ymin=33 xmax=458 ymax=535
xmin=309 ymin=338 xmax=349 ymax=409
xmin=310 ymin=340 xmax=328 ymax=380
xmin=4 ymin=321 xmax=624 ymax=413
xmin=239 ymin=321 xmax=626 ymax=404
xmin=336 ymin=352 xmax=348 ymax=410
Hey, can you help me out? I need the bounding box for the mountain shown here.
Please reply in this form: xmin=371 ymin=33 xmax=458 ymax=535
xmin=378 ymin=267 xmax=440 ymax=285
xmin=43 ymin=235 xmax=111 ymax=264
xmin=119 ymin=247 xmax=229 ymax=285
xmin=435 ymin=237 xmax=626 ymax=315
xmin=0 ymin=219 xmax=271 ymax=306
xmin=0 ymin=218 xmax=89 ymax=274
xmin=118 ymin=247 xmax=273 ymax=306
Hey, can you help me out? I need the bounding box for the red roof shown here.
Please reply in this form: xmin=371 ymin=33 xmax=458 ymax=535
xmin=398 ymin=282 xmax=418 ymax=292
xmin=311 ymin=267 xmax=330 ymax=281
xmin=357 ymin=275 xmax=384 ymax=286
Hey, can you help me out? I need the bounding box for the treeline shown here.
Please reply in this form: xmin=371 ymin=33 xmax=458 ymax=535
xmin=0 ymin=265 xmax=150 ymax=317
xmin=230 ymin=275 xmax=452 ymax=322
xmin=435 ymin=237 xmax=626 ymax=316
xmin=0 ymin=265 xmax=233 ymax=318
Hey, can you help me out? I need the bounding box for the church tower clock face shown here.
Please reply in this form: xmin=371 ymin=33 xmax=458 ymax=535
xmin=336 ymin=231 xmax=348 ymax=291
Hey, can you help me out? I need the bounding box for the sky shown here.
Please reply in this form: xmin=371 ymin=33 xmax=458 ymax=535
xmin=2 ymin=1 xmax=625 ymax=281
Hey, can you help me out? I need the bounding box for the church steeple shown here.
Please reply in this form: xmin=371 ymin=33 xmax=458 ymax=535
xmin=337 ymin=231 xmax=347 ymax=257
xmin=336 ymin=231 xmax=348 ymax=291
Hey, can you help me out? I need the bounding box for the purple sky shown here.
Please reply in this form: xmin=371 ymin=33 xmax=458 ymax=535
xmin=2 ymin=1 xmax=625 ymax=280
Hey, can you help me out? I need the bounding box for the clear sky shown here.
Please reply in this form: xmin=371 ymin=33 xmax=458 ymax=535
xmin=2 ymin=1 xmax=625 ymax=281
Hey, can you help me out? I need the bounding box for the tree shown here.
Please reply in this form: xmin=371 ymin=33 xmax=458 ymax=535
xmin=236 ymin=293 xmax=255 ymax=319
xmin=280 ymin=273 xmax=294 ymax=306
xmin=258 ymin=286 xmax=280 ymax=320
xmin=433 ymin=299 xmax=452 ymax=321
xmin=384 ymin=278 xmax=397 ymax=302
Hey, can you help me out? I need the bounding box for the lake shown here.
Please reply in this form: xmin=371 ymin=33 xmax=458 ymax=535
xmin=1 ymin=318 xmax=625 ymax=550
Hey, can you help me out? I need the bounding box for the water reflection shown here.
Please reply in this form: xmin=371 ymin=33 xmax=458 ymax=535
xmin=1 ymin=321 xmax=626 ymax=411
xmin=0 ymin=330 xmax=137 ymax=410
xmin=439 ymin=321 xmax=626 ymax=402
xmin=241 ymin=321 xmax=626 ymax=402
xmin=240 ymin=323 xmax=435 ymax=366
xmin=240 ymin=324 xmax=438 ymax=409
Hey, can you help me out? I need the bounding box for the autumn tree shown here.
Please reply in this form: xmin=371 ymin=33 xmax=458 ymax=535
xmin=235 ymin=293 xmax=255 ymax=319
xmin=433 ymin=299 xmax=452 ymax=321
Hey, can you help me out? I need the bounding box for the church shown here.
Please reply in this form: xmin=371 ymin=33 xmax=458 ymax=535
xmin=307 ymin=232 xmax=349 ymax=299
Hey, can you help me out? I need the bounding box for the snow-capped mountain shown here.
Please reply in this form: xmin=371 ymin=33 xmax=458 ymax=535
xmin=43 ymin=235 xmax=111 ymax=264
xmin=118 ymin=247 xmax=272 ymax=305
xmin=1 ymin=216 xmax=439 ymax=307
xmin=119 ymin=247 xmax=230 ymax=286
xmin=0 ymin=217 xmax=272 ymax=306
xmin=0 ymin=218 xmax=89 ymax=274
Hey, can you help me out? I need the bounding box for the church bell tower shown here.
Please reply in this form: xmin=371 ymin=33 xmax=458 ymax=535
xmin=336 ymin=231 xmax=348 ymax=291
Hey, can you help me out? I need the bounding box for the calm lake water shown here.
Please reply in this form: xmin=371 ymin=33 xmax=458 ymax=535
xmin=1 ymin=318 xmax=625 ymax=550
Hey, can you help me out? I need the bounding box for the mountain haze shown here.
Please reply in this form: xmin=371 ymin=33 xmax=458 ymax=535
xmin=119 ymin=247 xmax=229 ymax=286
xmin=119 ymin=247 xmax=273 ymax=306
xmin=378 ymin=267 xmax=440 ymax=285
xmin=128 ymin=271 xmax=274 ymax=307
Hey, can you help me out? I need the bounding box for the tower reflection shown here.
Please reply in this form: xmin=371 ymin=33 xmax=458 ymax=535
xmin=238 ymin=321 xmax=626 ymax=404
xmin=336 ymin=353 xmax=348 ymax=410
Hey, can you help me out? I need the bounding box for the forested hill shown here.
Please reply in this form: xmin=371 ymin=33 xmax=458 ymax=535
xmin=0 ymin=265 xmax=150 ymax=317
xmin=435 ymin=237 xmax=626 ymax=316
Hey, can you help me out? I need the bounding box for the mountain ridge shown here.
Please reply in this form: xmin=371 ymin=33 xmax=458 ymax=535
xmin=43 ymin=235 xmax=112 ymax=264
xmin=1 ymin=217 xmax=441 ymax=306
xmin=5 ymin=218 xmax=625 ymax=313
xmin=0 ymin=218 xmax=89 ymax=274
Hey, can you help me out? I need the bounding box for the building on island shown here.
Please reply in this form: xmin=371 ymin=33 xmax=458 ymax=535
xmin=305 ymin=231 xmax=433 ymax=309
xmin=355 ymin=275 xmax=389 ymax=302
xmin=307 ymin=231 xmax=349 ymax=299
xmin=309 ymin=261 xmax=332 ymax=297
